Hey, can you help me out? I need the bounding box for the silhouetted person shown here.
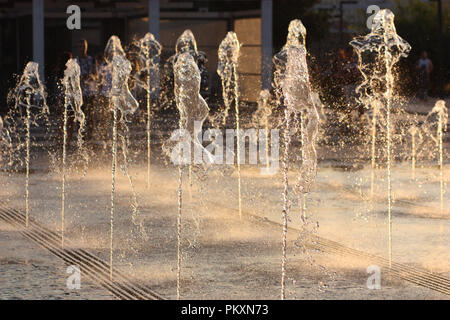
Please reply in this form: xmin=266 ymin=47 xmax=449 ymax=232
xmin=417 ymin=51 xmax=433 ymax=101
xmin=76 ymin=39 xmax=95 ymax=89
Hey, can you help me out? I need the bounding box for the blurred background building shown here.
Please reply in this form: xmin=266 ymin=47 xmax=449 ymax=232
xmin=0 ymin=0 xmax=448 ymax=114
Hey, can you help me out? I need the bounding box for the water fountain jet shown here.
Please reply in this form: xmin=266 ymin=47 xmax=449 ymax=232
xmin=61 ymin=58 xmax=84 ymax=247
xmin=218 ymin=31 xmax=242 ymax=218
xmin=137 ymin=33 xmax=162 ymax=190
xmin=7 ymin=62 xmax=48 ymax=227
xmin=423 ymin=100 xmax=448 ymax=215
xmin=408 ymin=124 xmax=421 ymax=180
xmin=105 ymin=35 xmax=139 ymax=280
xmin=350 ymin=9 xmax=410 ymax=266
xmin=173 ymin=50 xmax=211 ymax=299
xmin=274 ymin=19 xmax=320 ymax=300
xmin=253 ymin=89 xmax=272 ymax=169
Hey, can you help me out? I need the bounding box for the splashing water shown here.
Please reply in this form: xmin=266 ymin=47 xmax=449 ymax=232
xmin=161 ymin=29 xmax=208 ymax=115
xmin=173 ymin=53 xmax=211 ymax=162
xmin=408 ymin=124 xmax=421 ymax=180
xmin=173 ymin=52 xmax=211 ymax=299
xmin=177 ymin=30 xmax=198 ymax=53
xmin=274 ymin=19 xmax=320 ymax=300
xmin=168 ymin=30 xmax=210 ymax=186
xmin=63 ymin=59 xmax=87 ymax=160
xmin=217 ymin=31 xmax=242 ymax=218
xmin=137 ymin=33 xmax=162 ymax=189
xmin=0 ymin=116 xmax=4 ymax=165
xmin=105 ymin=36 xmax=140 ymax=280
xmin=368 ymin=100 xmax=384 ymax=199
xmin=218 ymin=32 xmax=241 ymax=125
xmin=6 ymin=62 xmax=48 ymax=227
xmin=253 ymin=89 xmax=272 ymax=168
xmin=61 ymin=58 xmax=84 ymax=247
xmin=423 ymin=100 xmax=448 ymax=215
xmin=0 ymin=116 xmax=6 ymax=167
xmin=350 ymin=9 xmax=410 ymax=267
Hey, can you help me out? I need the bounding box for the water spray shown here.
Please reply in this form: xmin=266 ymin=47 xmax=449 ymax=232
xmin=424 ymin=100 xmax=448 ymax=215
xmin=408 ymin=125 xmax=420 ymax=180
xmin=8 ymin=62 xmax=48 ymax=228
xmin=61 ymin=58 xmax=83 ymax=247
xmin=274 ymin=19 xmax=320 ymax=299
xmin=173 ymin=47 xmax=211 ymax=299
xmin=137 ymin=33 xmax=162 ymax=189
xmin=253 ymin=89 xmax=272 ymax=169
xmin=105 ymin=36 xmax=139 ymax=280
xmin=218 ymin=32 xmax=242 ymax=218
xmin=351 ymin=9 xmax=410 ymax=267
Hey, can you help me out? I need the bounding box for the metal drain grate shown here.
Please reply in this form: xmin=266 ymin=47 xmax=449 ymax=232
xmin=0 ymin=201 xmax=165 ymax=300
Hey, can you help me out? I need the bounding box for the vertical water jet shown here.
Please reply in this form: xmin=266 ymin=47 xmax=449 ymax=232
xmin=369 ymin=101 xmax=382 ymax=200
xmin=61 ymin=59 xmax=83 ymax=247
xmin=253 ymin=89 xmax=273 ymax=168
xmin=137 ymin=33 xmax=162 ymax=189
xmin=350 ymin=9 xmax=410 ymax=266
xmin=104 ymin=36 xmax=139 ymax=280
xmin=218 ymin=31 xmax=242 ymax=218
xmin=274 ymin=19 xmax=320 ymax=299
xmin=8 ymin=62 xmax=48 ymax=228
xmin=423 ymin=100 xmax=447 ymax=215
xmin=173 ymin=50 xmax=210 ymax=299
xmin=408 ymin=125 xmax=420 ymax=180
